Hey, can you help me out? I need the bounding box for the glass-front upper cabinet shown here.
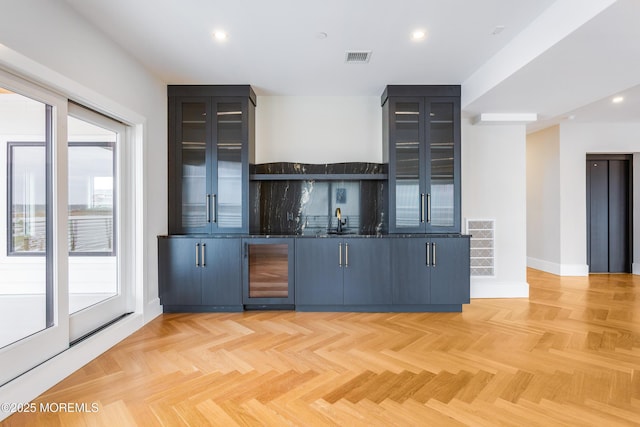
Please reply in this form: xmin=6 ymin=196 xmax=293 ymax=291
xmin=391 ymin=99 xmax=424 ymax=230
xmin=179 ymin=100 xmax=209 ymax=231
xmin=428 ymin=101 xmax=456 ymax=229
xmin=383 ymin=86 xmax=460 ymax=233
xmin=169 ymin=86 xmax=255 ymax=234
xmin=215 ymin=101 xmax=244 ymax=230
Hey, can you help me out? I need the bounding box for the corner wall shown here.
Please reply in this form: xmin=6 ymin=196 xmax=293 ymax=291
xmin=526 ymin=126 xmax=562 ymax=273
xmin=462 ymin=120 xmax=529 ymax=298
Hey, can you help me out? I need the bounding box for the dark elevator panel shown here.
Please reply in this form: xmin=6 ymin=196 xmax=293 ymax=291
xmin=586 ymin=156 xmax=632 ymax=273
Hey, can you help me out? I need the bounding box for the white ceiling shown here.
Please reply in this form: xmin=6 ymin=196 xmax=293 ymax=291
xmin=64 ymin=0 xmax=640 ymax=132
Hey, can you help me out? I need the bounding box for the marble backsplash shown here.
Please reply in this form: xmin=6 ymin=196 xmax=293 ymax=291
xmin=249 ymin=163 xmax=388 ymax=235
xmin=251 ymin=162 xmax=387 ymax=175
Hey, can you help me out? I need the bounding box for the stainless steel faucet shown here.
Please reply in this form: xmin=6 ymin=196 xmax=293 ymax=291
xmin=335 ymin=208 xmax=344 ymax=233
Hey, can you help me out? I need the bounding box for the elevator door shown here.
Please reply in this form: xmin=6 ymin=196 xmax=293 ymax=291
xmin=586 ymin=155 xmax=632 ymax=273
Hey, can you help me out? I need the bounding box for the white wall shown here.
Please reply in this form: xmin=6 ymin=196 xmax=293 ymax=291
xmin=256 ymin=96 xmax=382 ymax=163
xmin=558 ymin=123 xmax=640 ymax=274
xmin=526 ymin=126 xmax=562 ymax=273
xmin=462 ymin=120 xmax=529 ymax=298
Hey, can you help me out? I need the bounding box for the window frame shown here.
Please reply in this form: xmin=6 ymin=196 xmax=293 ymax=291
xmin=7 ymin=140 xmax=117 ymax=257
xmin=6 ymin=140 xmax=47 ymax=257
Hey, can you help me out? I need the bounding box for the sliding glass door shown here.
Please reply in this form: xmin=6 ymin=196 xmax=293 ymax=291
xmin=68 ymin=104 xmax=130 ymax=342
xmin=0 ymin=73 xmax=69 ymax=386
xmin=0 ymin=70 xmax=134 ymax=385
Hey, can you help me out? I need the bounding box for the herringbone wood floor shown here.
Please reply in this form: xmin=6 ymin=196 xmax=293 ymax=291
xmin=3 ymin=269 xmax=640 ymax=426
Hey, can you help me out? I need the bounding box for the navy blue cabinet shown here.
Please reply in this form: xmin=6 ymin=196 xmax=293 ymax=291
xmin=159 ymin=235 xmax=467 ymax=312
xmin=429 ymin=237 xmax=470 ymax=304
xmin=295 ymin=239 xmax=344 ymax=305
xmin=158 ymin=237 xmax=201 ymax=306
xmin=342 ymin=238 xmax=391 ymax=305
xmin=391 ymin=238 xmax=430 ymax=304
xmin=168 ymin=86 xmax=256 ymax=235
xmin=382 ymin=86 xmax=461 ymax=234
xmin=158 ymin=236 xmax=243 ymax=311
xmin=391 ymin=236 xmax=469 ymax=306
xmin=295 ymin=238 xmax=391 ymax=309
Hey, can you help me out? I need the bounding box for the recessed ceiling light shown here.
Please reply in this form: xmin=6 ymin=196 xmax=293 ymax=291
xmin=612 ymin=96 xmax=624 ymax=103
xmin=490 ymin=25 xmax=505 ymax=36
xmin=411 ymin=30 xmax=426 ymax=41
xmin=213 ymin=31 xmax=228 ymax=41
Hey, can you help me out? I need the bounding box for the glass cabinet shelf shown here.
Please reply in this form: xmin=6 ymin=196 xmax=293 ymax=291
xmin=383 ymin=85 xmax=460 ymax=233
xmin=168 ymin=85 xmax=255 ymax=235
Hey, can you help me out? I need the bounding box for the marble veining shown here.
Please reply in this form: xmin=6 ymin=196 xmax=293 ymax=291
xmin=251 ymin=162 xmax=387 ymax=175
xmin=250 ymin=163 xmax=387 ymax=235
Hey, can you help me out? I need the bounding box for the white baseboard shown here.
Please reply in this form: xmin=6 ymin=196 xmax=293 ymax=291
xmin=470 ymin=279 xmax=529 ymax=298
xmin=0 ymin=313 xmax=145 ymax=422
xmin=633 ymin=263 xmax=640 ymax=275
xmin=527 ymin=257 xmax=589 ymax=276
xmin=527 ymin=257 xmax=561 ymax=275
xmin=145 ymin=298 xmax=163 ymax=322
xmin=560 ymin=264 xmax=589 ymax=276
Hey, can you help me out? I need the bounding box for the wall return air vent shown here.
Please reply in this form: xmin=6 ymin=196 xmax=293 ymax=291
xmin=467 ymin=219 xmax=495 ymax=277
xmin=345 ymin=51 xmax=372 ymax=63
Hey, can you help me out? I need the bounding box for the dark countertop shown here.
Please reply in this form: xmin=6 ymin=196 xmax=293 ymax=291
xmin=159 ymin=233 xmax=471 ymax=239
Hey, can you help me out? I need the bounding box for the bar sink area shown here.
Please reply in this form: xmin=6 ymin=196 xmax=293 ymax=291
xmin=158 ymin=84 xmax=470 ymax=313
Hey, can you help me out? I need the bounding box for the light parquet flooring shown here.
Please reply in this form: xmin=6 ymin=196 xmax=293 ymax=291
xmin=3 ymin=269 xmax=640 ymax=426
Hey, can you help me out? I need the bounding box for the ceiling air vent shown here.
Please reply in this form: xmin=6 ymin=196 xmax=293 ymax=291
xmin=345 ymin=51 xmax=372 ymax=64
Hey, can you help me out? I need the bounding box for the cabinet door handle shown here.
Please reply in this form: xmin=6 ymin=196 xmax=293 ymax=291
xmin=427 ymin=193 xmax=431 ymax=223
xmin=432 ymin=242 xmax=436 ymax=266
xmin=206 ymin=195 xmax=211 ymax=223
xmin=420 ymin=193 xmax=425 ymax=223
xmin=195 ymin=243 xmax=200 ymax=267
xmin=212 ymin=194 xmax=217 ymax=223
xmin=426 ymin=242 xmax=430 ymax=266
xmin=339 ymin=243 xmax=343 ymax=267
xmin=345 ymin=243 xmax=349 ymax=267
xmin=201 ymin=243 xmax=206 ymax=267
